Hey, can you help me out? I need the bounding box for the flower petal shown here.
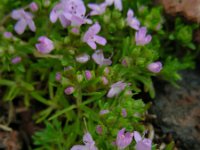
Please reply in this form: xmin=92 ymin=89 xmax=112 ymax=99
xmin=87 ymin=40 xmax=97 ymax=49
xmin=114 ymin=0 xmax=122 ymax=11
xmin=94 ymin=35 xmax=107 ymax=46
xmin=14 ymin=19 xmax=27 ymax=34
xmin=90 ymin=23 xmax=101 ymax=34
xmin=71 ymin=145 xmax=88 ymax=150
xmin=92 ymin=50 xmax=104 ymax=65
xmin=133 ymin=131 xmax=142 ymax=143
xmin=11 ymin=9 xmax=23 ymax=20
xmin=27 ymin=20 xmax=36 ymax=32
xmin=50 ymin=9 xmax=58 ymax=23
xmin=59 ymin=15 xmax=71 ymax=28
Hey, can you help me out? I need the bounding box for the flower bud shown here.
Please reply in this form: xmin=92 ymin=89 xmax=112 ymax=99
xmin=71 ymin=27 xmax=80 ymax=35
xmin=3 ymin=32 xmax=13 ymax=39
xmin=121 ymin=108 xmax=127 ymax=117
xmin=35 ymin=36 xmax=54 ymax=54
xmin=101 ymin=76 xmax=108 ymax=85
xmin=104 ymin=67 xmax=110 ymax=75
xmin=64 ymin=86 xmax=74 ymax=95
xmin=96 ymin=125 xmax=103 ymax=135
xmin=147 ymin=61 xmax=162 ymax=73
xmin=77 ymin=74 xmax=83 ymax=83
xmin=85 ymin=70 xmax=92 ymax=80
xmin=55 ymin=72 xmax=61 ymax=81
xmin=29 ymin=2 xmax=38 ymax=12
xmin=76 ymin=53 xmax=90 ymax=64
xmin=99 ymin=109 xmax=109 ymax=115
xmin=117 ymin=18 xmax=125 ymax=29
xmin=11 ymin=56 xmax=21 ymax=64
xmin=103 ymin=13 xmax=111 ymax=24
xmin=43 ymin=0 xmax=50 ymax=7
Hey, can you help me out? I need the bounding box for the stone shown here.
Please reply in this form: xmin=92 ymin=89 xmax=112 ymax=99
xmin=151 ymin=70 xmax=200 ymax=150
xmin=156 ymin=0 xmax=200 ymax=23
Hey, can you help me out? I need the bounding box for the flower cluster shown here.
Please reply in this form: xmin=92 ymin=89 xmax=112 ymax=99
xmin=4 ymin=0 xmax=164 ymax=149
xmin=71 ymin=129 xmax=152 ymax=150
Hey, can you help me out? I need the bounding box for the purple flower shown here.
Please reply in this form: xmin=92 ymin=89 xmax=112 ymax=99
xmin=92 ymin=50 xmax=112 ymax=66
xmin=126 ymin=9 xmax=140 ymax=30
xmin=105 ymin=0 xmax=122 ymax=11
xmin=71 ymin=132 xmax=98 ymax=150
xmin=11 ymin=9 xmax=36 ymax=34
xmin=55 ymin=72 xmax=61 ymax=81
xmin=88 ymin=3 xmax=107 ymax=16
xmin=99 ymin=109 xmax=109 ymax=115
xmin=29 ymin=2 xmax=38 ymax=12
xmin=50 ymin=0 xmax=90 ymax=28
xmin=134 ymin=131 xmax=152 ymax=150
xmin=147 ymin=61 xmax=162 ymax=73
xmin=116 ymin=128 xmax=134 ymax=150
xmin=121 ymin=108 xmax=127 ymax=117
xmin=135 ymin=27 xmax=152 ymax=46
xmin=85 ymin=70 xmax=92 ymax=80
xmin=76 ymin=53 xmax=90 ymax=63
xmin=64 ymin=86 xmax=75 ymax=95
xmin=50 ymin=2 xmax=70 ymax=28
xmin=35 ymin=36 xmax=54 ymax=54
xmin=11 ymin=56 xmax=21 ymax=64
xmin=107 ymin=81 xmax=126 ymax=98
xmin=3 ymin=32 xmax=13 ymax=39
xmin=83 ymin=23 xmax=107 ymax=50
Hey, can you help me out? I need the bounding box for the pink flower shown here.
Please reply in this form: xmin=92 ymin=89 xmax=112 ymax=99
xmin=88 ymin=3 xmax=107 ymax=16
xmin=107 ymin=81 xmax=126 ymax=98
xmin=50 ymin=0 xmax=91 ymax=28
xmin=126 ymin=9 xmax=140 ymax=30
xmin=29 ymin=2 xmax=38 ymax=12
xmin=92 ymin=50 xmax=112 ymax=66
xmin=85 ymin=70 xmax=92 ymax=80
xmin=35 ymin=36 xmax=54 ymax=54
xmin=83 ymin=23 xmax=107 ymax=50
xmin=116 ymin=128 xmax=134 ymax=150
xmin=76 ymin=53 xmax=90 ymax=63
xmin=134 ymin=131 xmax=152 ymax=150
xmin=135 ymin=27 xmax=152 ymax=46
xmin=11 ymin=9 xmax=36 ymax=34
xmin=147 ymin=61 xmax=162 ymax=73
xmin=96 ymin=125 xmax=103 ymax=134
xmin=64 ymin=86 xmax=75 ymax=95
xmin=71 ymin=132 xmax=98 ymax=150
xmin=11 ymin=56 xmax=21 ymax=64
xmin=105 ymin=0 xmax=122 ymax=11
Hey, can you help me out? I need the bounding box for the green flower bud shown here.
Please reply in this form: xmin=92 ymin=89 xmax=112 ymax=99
xmin=112 ymin=10 xmax=121 ymax=19
xmin=117 ymin=18 xmax=125 ymax=29
xmin=64 ymin=37 xmax=71 ymax=44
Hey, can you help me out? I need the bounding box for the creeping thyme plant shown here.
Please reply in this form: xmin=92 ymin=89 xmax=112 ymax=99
xmin=0 ymin=0 xmax=198 ymax=149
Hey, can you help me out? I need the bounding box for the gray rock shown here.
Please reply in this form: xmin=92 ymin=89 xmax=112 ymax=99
xmin=151 ymin=71 xmax=200 ymax=150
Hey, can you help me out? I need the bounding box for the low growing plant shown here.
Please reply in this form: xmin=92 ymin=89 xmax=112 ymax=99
xmin=0 ymin=0 xmax=198 ymax=149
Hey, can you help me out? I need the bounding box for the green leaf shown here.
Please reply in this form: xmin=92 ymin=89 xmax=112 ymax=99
xmin=165 ymin=141 xmax=175 ymax=150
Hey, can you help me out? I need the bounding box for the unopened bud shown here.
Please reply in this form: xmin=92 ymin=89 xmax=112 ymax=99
xmin=64 ymin=86 xmax=74 ymax=95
